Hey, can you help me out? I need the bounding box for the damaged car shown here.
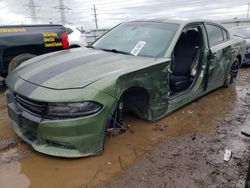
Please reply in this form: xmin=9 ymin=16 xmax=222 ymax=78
xmin=5 ymin=19 xmax=246 ymax=157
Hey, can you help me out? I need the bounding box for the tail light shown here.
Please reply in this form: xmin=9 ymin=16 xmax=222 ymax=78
xmin=61 ymin=32 xmax=69 ymax=49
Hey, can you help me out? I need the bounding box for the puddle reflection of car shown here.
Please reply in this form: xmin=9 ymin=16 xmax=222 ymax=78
xmin=5 ymin=19 xmax=246 ymax=157
xmin=230 ymin=26 xmax=250 ymax=66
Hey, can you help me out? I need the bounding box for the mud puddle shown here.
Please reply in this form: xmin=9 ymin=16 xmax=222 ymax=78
xmin=0 ymin=69 xmax=249 ymax=188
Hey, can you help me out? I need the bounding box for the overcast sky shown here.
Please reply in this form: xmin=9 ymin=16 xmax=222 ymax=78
xmin=0 ymin=0 xmax=250 ymax=30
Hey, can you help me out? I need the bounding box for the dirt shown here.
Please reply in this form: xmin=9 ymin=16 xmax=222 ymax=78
xmin=0 ymin=68 xmax=249 ymax=188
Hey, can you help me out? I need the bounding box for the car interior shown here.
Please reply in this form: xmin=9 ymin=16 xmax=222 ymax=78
xmin=169 ymin=26 xmax=204 ymax=95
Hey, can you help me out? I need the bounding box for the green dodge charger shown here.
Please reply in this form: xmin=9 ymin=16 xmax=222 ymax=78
xmin=5 ymin=19 xmax=246 ymax=157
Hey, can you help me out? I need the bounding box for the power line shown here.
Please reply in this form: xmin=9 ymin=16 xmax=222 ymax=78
xmin=24 ymin=0 xmax=40 ymax=23
xmin=52 ymin=0 xmax=72 ymax=25
xmin=247 ymin=3 xmax=250 ymax=19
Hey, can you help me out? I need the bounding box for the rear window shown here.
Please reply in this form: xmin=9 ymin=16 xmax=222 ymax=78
xmin=206 ymin=24 xmax=224 ymax=46
xmin=66 ymin=27 xmax=73 ymax=35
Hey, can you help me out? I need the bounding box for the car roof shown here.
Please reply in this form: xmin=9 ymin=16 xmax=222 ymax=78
xmin=130 ymin=18 xmax=221 ymax=25
xmin=126 ymin=18 xmax=228 ymax=31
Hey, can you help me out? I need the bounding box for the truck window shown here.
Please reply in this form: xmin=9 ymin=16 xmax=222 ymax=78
xmin=206 ymin=24 xmax=224 ymax=46
xmin=66 ymin=27 xmax=73 ymax=35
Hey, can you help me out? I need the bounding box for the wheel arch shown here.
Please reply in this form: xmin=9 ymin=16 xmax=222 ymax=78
xmin=118 ymin=86 xmax=153 ymax=120
xmin=3 ymin=45 xmax=43 ymax=74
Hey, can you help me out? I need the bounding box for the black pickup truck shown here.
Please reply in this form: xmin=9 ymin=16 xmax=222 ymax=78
xmin=0 ymin=24 xmax=69 ymax=79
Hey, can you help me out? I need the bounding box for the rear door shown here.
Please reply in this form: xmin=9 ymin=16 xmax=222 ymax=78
xmin=205 ymin=23 xmax=232 ymax=91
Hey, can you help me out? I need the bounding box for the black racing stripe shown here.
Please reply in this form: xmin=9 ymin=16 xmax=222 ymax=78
xmin=27 ymin=52 xmax=111 ymax=84
xmin=16 ymin=80 xmax=41 ymax=97
xmin=16 ymin=52 xmax=118 ymax=96
xmin=18 ymin=49 xmax=94 ymax=74
xmin=6 ymin=72 xmax=19 ymax=86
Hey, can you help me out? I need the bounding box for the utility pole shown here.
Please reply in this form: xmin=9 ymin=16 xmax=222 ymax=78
xmin=24 ymin=0 xmax=40 ymax=23
xmin=53 ymin=0 xmax=71 ymax=25
xmin=92 ymin=4 xmax=98 ymax=30
xmin=247 ymin=3 xmax=250 ymax=19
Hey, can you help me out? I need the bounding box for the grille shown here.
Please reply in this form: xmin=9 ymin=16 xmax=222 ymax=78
xmin=15 ymin=94 xmax=47 ymax=117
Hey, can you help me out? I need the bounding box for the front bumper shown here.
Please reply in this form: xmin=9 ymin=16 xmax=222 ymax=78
xmin=6 ymin=90 xmax=114 ymax=158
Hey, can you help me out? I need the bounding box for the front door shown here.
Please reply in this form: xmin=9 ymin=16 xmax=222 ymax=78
xmin=167 ymin=24 xmax=207 ymax=112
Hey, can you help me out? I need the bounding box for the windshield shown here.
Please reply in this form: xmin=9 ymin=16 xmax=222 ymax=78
xmin=230 ymin=27 xmax=250 ymax=38
xmin=93 ymin=21 xmax=179 ymax=58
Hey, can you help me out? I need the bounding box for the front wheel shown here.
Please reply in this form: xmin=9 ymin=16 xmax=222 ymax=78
xmin=224 ymin=59 xmax=240 ymax=87
xmin=107 ymin=99 xmax=128 ymax=136
xmin=98 ymin=99 xmax=128 ymax=155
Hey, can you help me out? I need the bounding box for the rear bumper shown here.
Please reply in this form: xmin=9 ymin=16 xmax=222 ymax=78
xmin=6 ymin=90 xmax=112 ymax=158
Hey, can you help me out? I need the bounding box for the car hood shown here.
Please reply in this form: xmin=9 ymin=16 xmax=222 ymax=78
xmin=11 ymin=48 xmax=155 ymax=90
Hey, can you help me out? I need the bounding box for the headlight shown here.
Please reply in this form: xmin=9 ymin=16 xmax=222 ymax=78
xmin=47 ymin=102 xmax=102 ymax=117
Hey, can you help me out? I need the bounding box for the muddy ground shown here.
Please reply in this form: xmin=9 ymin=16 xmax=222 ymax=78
xmin=0 ymin=68 xmax=249 ymax=188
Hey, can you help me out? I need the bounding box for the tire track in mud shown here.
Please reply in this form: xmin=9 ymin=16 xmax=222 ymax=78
xmin=0 ymin=136 xmax=21 ymax=151
xmin=0 ymin=136 xmax=32 ymax=165
xmin=0 ymin=149 xmax=32 ymax=166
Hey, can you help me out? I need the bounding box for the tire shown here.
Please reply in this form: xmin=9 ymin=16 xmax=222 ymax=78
xmin=70 ymin=45 xmax=80 ymax=48
xmin=8 ymin=53 xmax=36 ymax=73
xmin=224 ymin=58 xmax=240 ymax=87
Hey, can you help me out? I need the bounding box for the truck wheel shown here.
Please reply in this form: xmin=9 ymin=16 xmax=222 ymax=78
xmin=224 ymin=59 xmax=240 ymax=87
xmin=8 ymin=53 xmax=36 ymax=73
xmin=70 ymin=45 xmax=80 ymax=48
